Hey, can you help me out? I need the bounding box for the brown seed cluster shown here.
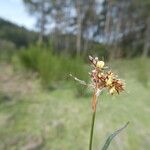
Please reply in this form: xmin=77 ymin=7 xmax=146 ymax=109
xmin=89 ymin=56 xmax=124 ymax=95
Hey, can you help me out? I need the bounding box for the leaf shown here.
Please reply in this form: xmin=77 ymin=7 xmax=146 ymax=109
xmin=101 ymin=122 xmax=129 ymax=150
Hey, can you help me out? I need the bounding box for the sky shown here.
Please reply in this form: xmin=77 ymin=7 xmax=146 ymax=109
xmin=0 ymin=0 xmax=103 ymax=32
xmin=0 ymin=0 xmax=36 ymax=30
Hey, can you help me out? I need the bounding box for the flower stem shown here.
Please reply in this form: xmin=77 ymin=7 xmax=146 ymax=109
xmin=89 ymin=90 xmax=98 ymax=150
xmin=89 ymin=109 xmax=96 ymax=150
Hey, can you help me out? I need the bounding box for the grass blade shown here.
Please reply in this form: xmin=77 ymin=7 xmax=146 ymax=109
xmin=101 ymin=122 xmax=129 ymax=150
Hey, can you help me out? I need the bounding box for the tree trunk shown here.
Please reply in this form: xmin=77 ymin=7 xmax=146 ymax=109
xmin=104 ymin=0 xmax=113 ymax=60
xmin=142 ymin=17 xmax=150 ymax=57
xmin=38 ymin=1 xmax=45 ymax=44
xmin=76 ymin=1 xmax=82 ymax=56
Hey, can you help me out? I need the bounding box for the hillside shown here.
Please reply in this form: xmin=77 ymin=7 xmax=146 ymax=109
xmin=0 ymin=18 xmax=38 ymax=48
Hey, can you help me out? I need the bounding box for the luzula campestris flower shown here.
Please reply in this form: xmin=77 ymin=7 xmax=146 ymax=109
xmin=89 ymin=55 xmax=124 ymax=95
xmin=89 ymin=55 xmax=124 ymax=112
xmin=70 ymin=56 xmax=125 ymax=112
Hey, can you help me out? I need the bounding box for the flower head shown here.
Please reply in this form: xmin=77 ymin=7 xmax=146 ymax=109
xmin=89 ymin=56 xmax=125 ymax=95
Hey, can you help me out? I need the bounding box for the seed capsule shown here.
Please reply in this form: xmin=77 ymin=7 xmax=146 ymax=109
xmin=109 ymin=87 xmax=117 ymax=95
xmin=106 ymin=78 xmax=113 ymax=86
xmin=98 ymin=73 xmax=104 ymax=78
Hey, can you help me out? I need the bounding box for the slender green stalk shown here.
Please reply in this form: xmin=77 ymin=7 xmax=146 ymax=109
xmin=89 ymin=110 xmax=96 ymax=150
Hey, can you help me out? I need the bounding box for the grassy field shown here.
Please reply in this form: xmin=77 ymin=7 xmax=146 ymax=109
xmin=0 ymin=58 xmax=150 ymax=150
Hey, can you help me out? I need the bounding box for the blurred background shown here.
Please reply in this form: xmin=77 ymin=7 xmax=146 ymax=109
xmin=0 ymin=0 xmax=149 ymax=150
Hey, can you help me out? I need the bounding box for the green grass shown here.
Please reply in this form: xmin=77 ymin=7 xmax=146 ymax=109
xmin=0 ymin=58 xmax=150 ymax=150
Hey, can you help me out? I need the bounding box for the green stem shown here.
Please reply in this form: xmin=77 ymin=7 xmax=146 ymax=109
xmin=89 ymin=110 xmax=96 ymax=150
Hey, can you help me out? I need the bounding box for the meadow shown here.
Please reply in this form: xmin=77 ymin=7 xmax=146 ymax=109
xmin=0 ymin=58 xmax=150 ymax=150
